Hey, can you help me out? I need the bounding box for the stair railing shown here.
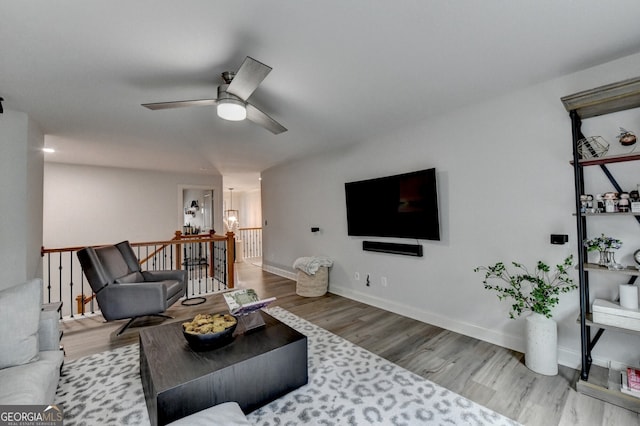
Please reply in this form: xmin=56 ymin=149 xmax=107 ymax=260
xmin=235 ymin=227 xmax=262 ymax=259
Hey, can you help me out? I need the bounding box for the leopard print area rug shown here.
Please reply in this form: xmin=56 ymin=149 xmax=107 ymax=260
xmin=55 ymin=307 xmax=520 ymax=425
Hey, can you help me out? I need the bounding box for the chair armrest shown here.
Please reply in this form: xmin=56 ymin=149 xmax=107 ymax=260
xmin=143 ymin=270 xmax=187 ymax=283
xmin=39 ymin=309 xmax=60 ymax=351
xmin=99 ymin=282 xmax=168 ymax=320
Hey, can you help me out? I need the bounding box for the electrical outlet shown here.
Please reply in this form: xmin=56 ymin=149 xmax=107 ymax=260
xmin=381 ymin=277 xmax=388 ymax=287
xmin=354 ymin=272 xmax=360 ymax=281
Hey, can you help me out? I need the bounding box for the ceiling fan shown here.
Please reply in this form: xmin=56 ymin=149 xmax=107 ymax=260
xmin=142 ymin=56 xmax=287 ymax=134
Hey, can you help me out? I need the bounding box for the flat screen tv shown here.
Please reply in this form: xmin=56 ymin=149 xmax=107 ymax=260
xmin=345 ymin=168 xmax=440 ymax=240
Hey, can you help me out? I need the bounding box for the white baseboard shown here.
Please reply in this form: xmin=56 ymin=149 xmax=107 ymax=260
xmin=262 ymin=264 xmax=296 ymax=281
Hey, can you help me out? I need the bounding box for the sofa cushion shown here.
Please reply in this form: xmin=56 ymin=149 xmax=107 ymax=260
xmin=0 ymin=278 xmax=41 ymax=369
xmin=0 ymin=350 xmax=64 ymax=404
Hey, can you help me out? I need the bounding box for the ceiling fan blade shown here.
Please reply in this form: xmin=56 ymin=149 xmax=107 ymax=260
xmin=142 ymin=99 xmax=217 ymax=110
xmin=226 ymin=57 xmax=272 ymax=101
xmin=246 ymin=103 xmax=287 ymax=134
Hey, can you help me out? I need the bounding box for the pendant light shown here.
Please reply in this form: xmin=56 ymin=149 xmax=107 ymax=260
xmin=225 ymin=188 xmax=239 ymax=227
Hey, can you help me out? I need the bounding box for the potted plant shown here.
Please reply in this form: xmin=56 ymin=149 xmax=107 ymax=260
xmin=474 ymin=255 xmax=577 ymax=375
xmin=583 ymin=233 xmax=622 ymax=267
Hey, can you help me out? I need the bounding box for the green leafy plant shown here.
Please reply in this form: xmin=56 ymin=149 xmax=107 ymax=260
xmin=474 ymin=255 xmax=576 ymax=319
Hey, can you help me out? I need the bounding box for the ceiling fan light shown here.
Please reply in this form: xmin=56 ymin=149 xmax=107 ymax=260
xmin=217 ymin=99 xmax=246 ymax=121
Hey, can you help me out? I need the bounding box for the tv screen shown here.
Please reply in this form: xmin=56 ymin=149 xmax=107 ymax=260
xmin=345 ymin=168 xmax=440 ymax=240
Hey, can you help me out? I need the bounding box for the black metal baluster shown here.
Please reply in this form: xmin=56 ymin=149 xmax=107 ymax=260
xmin=69 ymin=252 xmax=74 ymax=318
xmin=181 ymin=241 xmax=205 ymax=306
xmin=58 ymin=252 xmax=63 ymax=309
xmin=79 ymin=269 xmax=85 ymax=316
xmin=204 ymin=241 xmax=209 ymax=294
xmin=46 ymin=253 xmax=52 ymax=303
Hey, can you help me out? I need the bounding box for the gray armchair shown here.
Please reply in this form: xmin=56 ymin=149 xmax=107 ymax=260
xmin=77 ymin=240 xmax=187 ymax=335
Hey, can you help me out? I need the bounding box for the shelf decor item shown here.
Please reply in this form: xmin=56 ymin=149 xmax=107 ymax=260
xmin=474 ymin=255 xmax=576 ymax=375
xmin=580 ymin=194 xmax=594 ymax=214
xmin=619 ymin=284 xmax=639 ymax=310
xmin=592 ymin=298 xmax=640 ymax=330
xmin=603 ymin=192 xmax=618 ymax=213
xmin=619 ymin=193 xmax=631 ymax=213
xmin=617 ymin=127 xmax=637 ymax=147
xmin=182 ymin=313 xmax=237 ymax=350
xmin=583 ymin=234 xmax=623 ymax=266
xmin=577 ymin=136 xmax=609 ymax=159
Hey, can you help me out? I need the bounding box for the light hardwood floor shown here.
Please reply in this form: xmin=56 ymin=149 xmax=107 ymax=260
xmin=59 ymin=262 xmax=639 ymax=426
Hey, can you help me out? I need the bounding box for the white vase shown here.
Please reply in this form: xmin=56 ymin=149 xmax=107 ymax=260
xmin=525 ymin=312 xmax=558 ymax=375
xmin=619 ymin=284 xmax=639 ymax=310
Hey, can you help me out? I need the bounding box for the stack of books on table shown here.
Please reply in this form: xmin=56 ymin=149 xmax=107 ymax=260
xmin=223 ymin=289 xmax=276 ymax=316
xmin=621 ymin=367 xmax=640 ymax=398
xmin=592 ymin=299 xmax=640 ymax=331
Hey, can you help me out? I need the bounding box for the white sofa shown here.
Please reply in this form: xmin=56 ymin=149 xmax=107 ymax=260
xmin=0 ymin=278 xmax=64 ymax=404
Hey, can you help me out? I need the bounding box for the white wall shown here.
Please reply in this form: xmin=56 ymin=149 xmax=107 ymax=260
xmin=241 ymin=190 xmax=262 ymax=228
xmin=0 ymin=110 xmax=44 ymax=289
xmin=261 ymin=52 xmax=640 ymax=369
xmin=43 ymin=163 xmax=223 ymax=247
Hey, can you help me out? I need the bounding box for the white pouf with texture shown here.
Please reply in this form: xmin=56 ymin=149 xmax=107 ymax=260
xmin=296 ymin=266 xmax=329 ymax=297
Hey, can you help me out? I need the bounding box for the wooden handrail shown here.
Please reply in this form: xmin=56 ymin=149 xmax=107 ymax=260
xmin=41 ymin=244 xmax=92 ymax=255
xmin=172 ymin=230 xmax=222 ymax=277
xmin=41 ymin=232 xmax=231 ymax=256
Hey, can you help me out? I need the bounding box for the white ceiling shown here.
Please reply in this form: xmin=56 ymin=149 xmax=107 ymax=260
xmin=3 ymin=1 xmax=640 ymax=190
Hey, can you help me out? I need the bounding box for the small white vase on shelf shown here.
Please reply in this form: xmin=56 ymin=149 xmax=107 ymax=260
xmin=525 ymin=312 xmax=558 ymax=376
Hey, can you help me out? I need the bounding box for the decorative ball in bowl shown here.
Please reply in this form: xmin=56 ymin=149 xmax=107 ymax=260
xmin=182 ymin=313 xmax=237 ymax=350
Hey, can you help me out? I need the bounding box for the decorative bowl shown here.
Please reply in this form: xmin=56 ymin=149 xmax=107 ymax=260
xmin=182 ymin=313 xmax=237 ymax=350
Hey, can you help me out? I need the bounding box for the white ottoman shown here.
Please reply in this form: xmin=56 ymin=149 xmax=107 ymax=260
xmin=166 ymin=402 xmax=251 ymax=426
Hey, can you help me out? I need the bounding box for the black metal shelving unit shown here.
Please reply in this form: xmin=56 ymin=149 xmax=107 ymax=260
xmin=562 ymin=77 xmax=640 ymax=412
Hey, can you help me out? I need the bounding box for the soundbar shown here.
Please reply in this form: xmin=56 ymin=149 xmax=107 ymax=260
xmin=362 ymin=241 xmax=423 ymax=257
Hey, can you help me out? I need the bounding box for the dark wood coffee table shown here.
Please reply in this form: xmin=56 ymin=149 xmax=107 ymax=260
xmin=139 ymin=310 xmax=308 ymax=426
